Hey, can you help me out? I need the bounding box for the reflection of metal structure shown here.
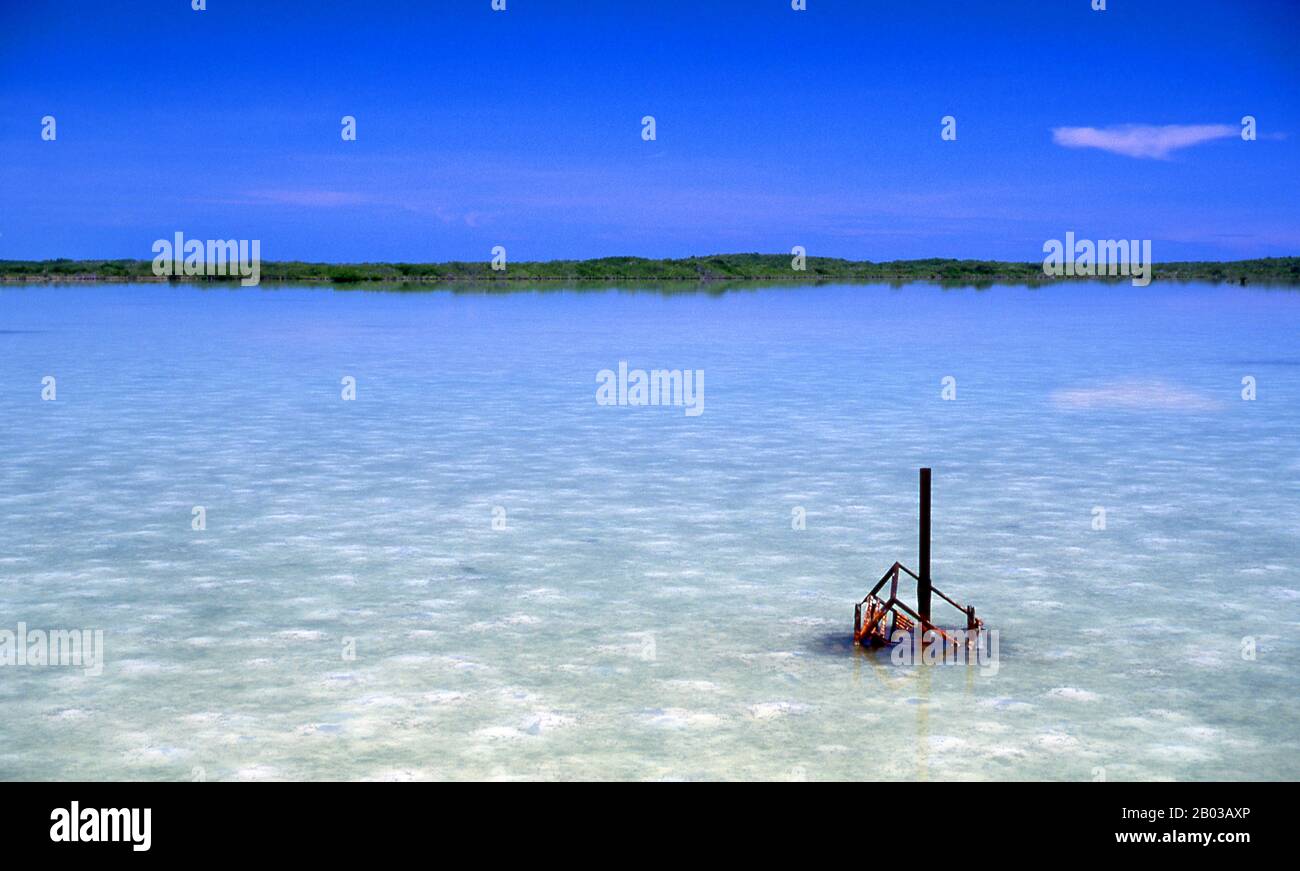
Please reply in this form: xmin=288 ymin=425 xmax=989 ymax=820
xmin=853 ymin=468 xmax=984 ymax=648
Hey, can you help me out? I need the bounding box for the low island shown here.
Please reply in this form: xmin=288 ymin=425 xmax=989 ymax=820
xmin=2 ymin=254 xmax=1298 ymax=286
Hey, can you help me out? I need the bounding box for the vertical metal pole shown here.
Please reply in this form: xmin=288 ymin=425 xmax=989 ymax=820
xmin=919 ymin=467 xmax=931 ymax=623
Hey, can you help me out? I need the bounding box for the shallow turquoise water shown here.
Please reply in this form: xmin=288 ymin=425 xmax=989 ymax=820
xmin=1 ymin=281 xmax=1297 ymax=781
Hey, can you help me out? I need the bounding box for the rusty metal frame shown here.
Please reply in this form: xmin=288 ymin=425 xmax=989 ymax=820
xmin=852 ymin=469 xmax=986 ymax=651
xmin=853 ymin=560 xmax=984 ymax=649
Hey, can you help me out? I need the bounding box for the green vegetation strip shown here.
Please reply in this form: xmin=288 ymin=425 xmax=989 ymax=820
xmin=3 ymin=255 xmax=1298 ymax=284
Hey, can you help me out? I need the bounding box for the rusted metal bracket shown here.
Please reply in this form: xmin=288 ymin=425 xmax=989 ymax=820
xmin=852 ymin=469 xmax=986 ymax=650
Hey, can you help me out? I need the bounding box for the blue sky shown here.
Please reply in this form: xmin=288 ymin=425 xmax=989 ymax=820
xmin=1 ymin=0 xmax=1297 ymax=262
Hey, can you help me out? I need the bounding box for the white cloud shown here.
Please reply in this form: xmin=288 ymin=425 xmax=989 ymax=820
xmin=1051 ymin=124 xmax=1237 ymax=159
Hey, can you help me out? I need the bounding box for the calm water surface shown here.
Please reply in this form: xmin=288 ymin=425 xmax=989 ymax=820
xmin=1 ymin=281 xmax=1297 ymax=780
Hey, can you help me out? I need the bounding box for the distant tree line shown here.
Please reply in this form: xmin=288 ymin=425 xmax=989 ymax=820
xmin=2 ymin=254 xmax=1297 ymax=285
